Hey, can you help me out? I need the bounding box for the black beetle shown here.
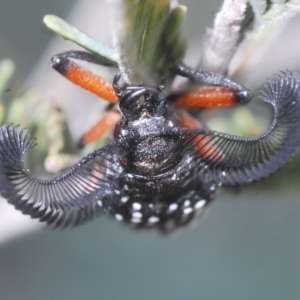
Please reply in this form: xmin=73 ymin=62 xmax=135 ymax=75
xmin=0 ymin=50 xmax=300 ymax=231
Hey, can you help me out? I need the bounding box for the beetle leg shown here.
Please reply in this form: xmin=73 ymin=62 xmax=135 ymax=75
xmin=79 ymin=109 xmax=121 ymax=147
xmin=51 ymin=52 xmax=119 ymax=103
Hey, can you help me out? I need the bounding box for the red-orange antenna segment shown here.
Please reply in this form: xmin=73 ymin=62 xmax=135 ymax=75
xmin=178 ymin=111 xmax=223 ymax=160
xmin=175 ymin=87 xmax=238 ymax=108
xmin=51 ymin=56 xmax=119 ymax=103
xmin=79 ymin=110 xmax=121 ymax=147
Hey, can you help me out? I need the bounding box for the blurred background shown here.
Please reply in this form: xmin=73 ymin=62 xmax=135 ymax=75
xmin=0 ymin=1 xmax=300 ymax=299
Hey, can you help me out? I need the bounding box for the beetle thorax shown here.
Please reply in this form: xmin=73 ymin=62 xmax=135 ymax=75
xmin=115 ymin=87 xmax=182 ymax=176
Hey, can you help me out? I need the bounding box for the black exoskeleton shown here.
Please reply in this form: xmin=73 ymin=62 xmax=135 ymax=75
xmin=0 ymin=62 xmax=300 ymax=231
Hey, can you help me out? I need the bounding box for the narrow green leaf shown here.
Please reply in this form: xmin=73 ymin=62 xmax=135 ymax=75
xmin=110 ymin=0 xmax=186 ymax=85
xmin=43 ymin=15 xmax=117 ymax=63
xmin=163 ymin=5 xmax=187 ymax=41
xmin=139 ymin=0 xmax=169 ymax=67
xmin=161 ymin=5 xmax=187 ymax=64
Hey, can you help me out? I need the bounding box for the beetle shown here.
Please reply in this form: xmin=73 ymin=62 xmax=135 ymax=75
xmin=0 ymin=49 xmax=300 ymax=231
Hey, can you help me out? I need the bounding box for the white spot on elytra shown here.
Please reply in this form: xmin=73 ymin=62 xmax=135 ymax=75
xmin=184 ymin=200 xmax=191 ymax=207
xmin=148 ymin=216 xmax=159 ymax=223
xmin=194 ymin=200 xmax=206 ymax=210
xmin=97 ymin=200 xmax=103 ymax=207
xmin=132 ymin=202 xmax=142 ymax=210
xmin=121 ymin=196 xmax=129 ymax=203
xmin=131 ymin=218 xmax=142 ymax=224
xmin=132 ymin=212 xmax=143 ymax=219
xmin=183 ymin=207 xmax=193 ymax=215
xmin=115 ymin=214 xmax=123 ymax=221
xmin=168 ymin=203 xmax=178 ymax=212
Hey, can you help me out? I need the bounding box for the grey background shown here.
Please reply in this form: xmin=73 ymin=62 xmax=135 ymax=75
xmin=0 ymin=1 xmax=300 ymax=300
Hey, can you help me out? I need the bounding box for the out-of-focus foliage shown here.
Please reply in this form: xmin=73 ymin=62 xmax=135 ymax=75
xmin=0 ymin=59 xmax=78 ymax=175
xmin=109 ymin=0 xmax=187 ymax=86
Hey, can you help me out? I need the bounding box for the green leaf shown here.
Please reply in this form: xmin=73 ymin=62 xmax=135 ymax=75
xmin=43 ymin=15 xmax=117 ymax=64
xmin=110 ymin=0 xmax=186 ymax=85
xmin=140 ymin=1 xmax=169 ymax=68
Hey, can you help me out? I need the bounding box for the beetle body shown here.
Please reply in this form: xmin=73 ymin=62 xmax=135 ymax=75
xmin=90 ymin=85 xmax=216 ymax=230
xmin=0 ymin=55 xmax=300 ymax=231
